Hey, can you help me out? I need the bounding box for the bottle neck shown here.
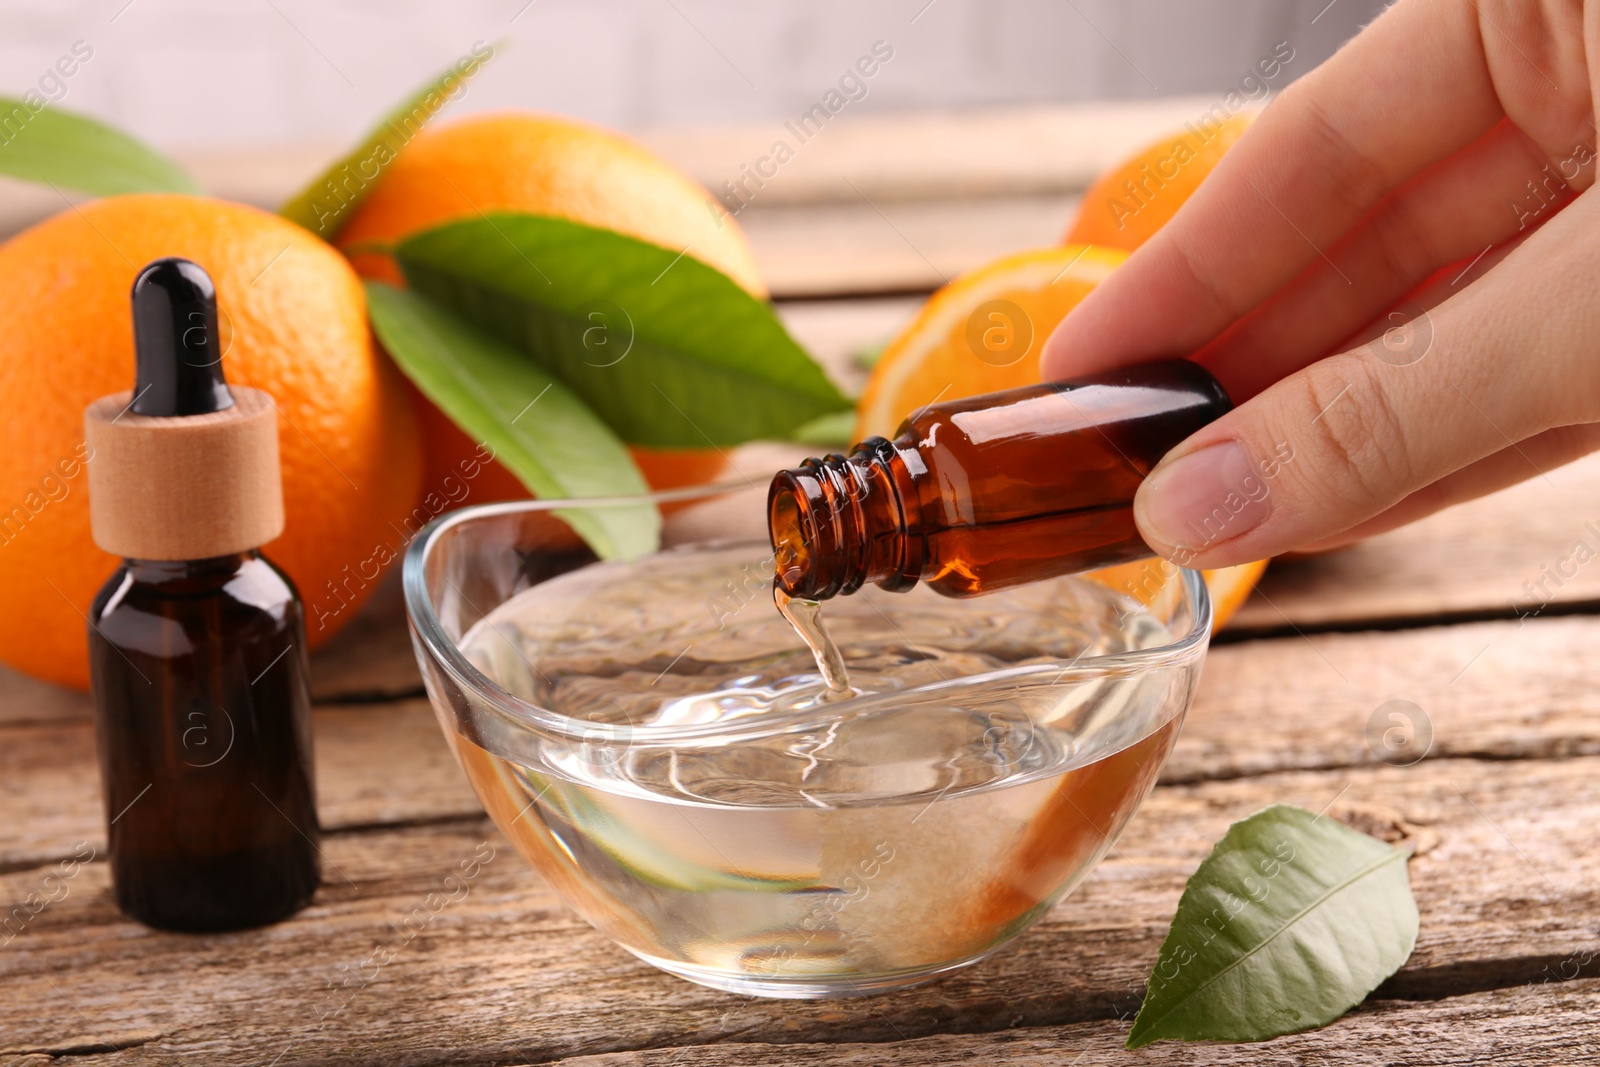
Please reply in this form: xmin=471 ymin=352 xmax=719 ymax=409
xmin=123 ymin=550 xmax=257 ymax=590
xmin=768 ymin=437 xmax=924 ymax=599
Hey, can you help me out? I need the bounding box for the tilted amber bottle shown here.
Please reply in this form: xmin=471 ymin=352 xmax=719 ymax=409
xmin=84 ymin=258 xmax=319 ymax=931
xmin=769 ymin=359 xmax=1229 ymax=600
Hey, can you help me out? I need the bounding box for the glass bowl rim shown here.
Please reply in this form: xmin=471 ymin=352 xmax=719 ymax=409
xmin=402 ymin=483 xmax=1214 ymax=747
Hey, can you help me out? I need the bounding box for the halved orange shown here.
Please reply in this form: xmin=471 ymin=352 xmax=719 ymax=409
xmin=855 ymin=246 xmax=1127 ymax=440
xmin=854 ymin=244 xmax=1265 ymax=627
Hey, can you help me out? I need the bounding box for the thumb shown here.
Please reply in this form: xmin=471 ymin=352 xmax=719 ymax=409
xmin=1132 ymin=345 xmax=1472 ymax=568
xmin=1132 ymin=237 xmax=1594 ymax=567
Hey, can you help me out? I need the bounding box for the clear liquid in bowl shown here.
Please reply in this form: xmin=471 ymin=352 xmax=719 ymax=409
xmin=453 ymin=543 xmax=1187 ymax=996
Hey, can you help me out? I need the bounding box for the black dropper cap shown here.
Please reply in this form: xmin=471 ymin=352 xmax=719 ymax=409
xmin=130 ymin=258 xmax=233 ymax=417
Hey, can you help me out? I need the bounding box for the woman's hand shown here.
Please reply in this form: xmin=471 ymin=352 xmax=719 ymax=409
xmin=1041 ymin=0 xmax=1600 ymax=568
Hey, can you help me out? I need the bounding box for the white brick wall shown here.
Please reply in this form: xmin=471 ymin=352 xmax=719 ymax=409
xmin=0 ymin=0 xmax=1385 ymax=151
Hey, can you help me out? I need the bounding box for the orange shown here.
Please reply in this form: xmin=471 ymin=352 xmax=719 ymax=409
xmin=855 ymin=244 xmax=1264 ymax=627
xmin=0 ymin=194 xmax=423 ymax=689
xmin=1064 ymin=111 xmax=1255 ymax=252
xmin=1086 ymin=557 xmax=1268 ymax=631
xmin=339 ymin=112 xmax=768 ymax=500
xmin=854 ymin=246 xmax=1128 ymax=441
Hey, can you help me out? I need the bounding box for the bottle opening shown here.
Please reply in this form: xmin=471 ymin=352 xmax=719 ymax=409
xmin=768 ymin=470 xmax=819 ymax=597
xmin=768 ymin=442 xmax=919 ymax=601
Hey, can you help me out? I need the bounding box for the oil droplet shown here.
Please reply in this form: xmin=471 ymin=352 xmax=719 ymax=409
xmin=773 ymin=580 xmax=852 ymax=701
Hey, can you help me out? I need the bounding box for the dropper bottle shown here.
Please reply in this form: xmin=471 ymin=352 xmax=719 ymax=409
xmin=83 ymin=257 xmax=320 ymax=931
xmin=769 ymin=360 xmax=1231 ymax=600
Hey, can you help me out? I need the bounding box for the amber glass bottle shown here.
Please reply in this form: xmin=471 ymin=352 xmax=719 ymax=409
xmin=89 ymin=552 xmax=320 ymax=930
xmin=769 ymin=359 xmax=1229 ymax=600
xmin=84 ymin=258 xmax=319 ymax=931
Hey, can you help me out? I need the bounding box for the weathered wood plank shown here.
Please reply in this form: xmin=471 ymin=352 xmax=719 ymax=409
xmin=637 ymin=97 xmax=1229 ymax=208
xmin=0 ymin=663 xmax=90 ymax=729
xmin=0 ymin=97 xmax=1216 ymax=241
xmin=742 ymin=193 xmax=1079 ymax=298
xmin=306 ymin=570 xmax=422 ymax=703
xmin=1229 ymin=450 xmax=1600 ymax=633
xmin=0 ymin=697 xmax=480 ymax=871
xmin=0 ymin=184 xmax=1066 ymax=302
xmin=3 ymin=756 xmax=1596 ymax=1065
xmin=310 ymin=699 xmax=482 ymax=828
xmin=102 ymin=99 xmax=1215 ymax=243
xmin=1171 ymin=614 xmax=1600 ymax=782
xmin=532 ymin=979 xmax=1600 ymax=1066
xmin=10 ymin=612 xmax=1600 ymax=870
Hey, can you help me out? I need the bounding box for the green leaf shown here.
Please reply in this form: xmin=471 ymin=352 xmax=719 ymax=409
xmin=789 ymin=409 xmax=858 ymax=449
xmin=1127 ymin=803 xmax=1418 ymax=1048
xmin=279 ymin=42 xmax=497 ymax=239
xmin=364 ymin=281 xmax=659 ymax=560
xmin=394 ymin=213 xmax=853 ymax=447
xmin=0 ymin=99 xmax=199 ymax=196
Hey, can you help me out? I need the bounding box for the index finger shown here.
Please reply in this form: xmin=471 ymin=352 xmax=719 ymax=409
xmin=1040 ymin=0 xmax=1503 ymax=388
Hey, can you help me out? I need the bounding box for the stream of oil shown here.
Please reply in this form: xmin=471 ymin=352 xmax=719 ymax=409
xmin=771 ymin=582 xmax=853 ymax=701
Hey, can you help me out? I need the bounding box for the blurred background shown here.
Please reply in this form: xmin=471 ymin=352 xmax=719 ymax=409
xmin=0 ymin=0 xmax=1386 ymax=297
xmin=3 ymin=0 xmax=1383 ymax=150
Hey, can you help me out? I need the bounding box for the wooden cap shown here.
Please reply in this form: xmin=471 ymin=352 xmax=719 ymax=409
xmin=85 ymin=386 xmax=285 ymax=561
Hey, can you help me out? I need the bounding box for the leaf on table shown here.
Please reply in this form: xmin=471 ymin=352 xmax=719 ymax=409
xmin=279 ymin=41 xmax=498 ymax=239
xmin=365 ymin=281 xmax=660 ymax=560
xmin=0 ymin=98 xmax=199 ymax=196
xmin=394 ymin=213 xmax=854 ymax=448
xmin=1127 ymin=803 xmax=1419 ymax=1049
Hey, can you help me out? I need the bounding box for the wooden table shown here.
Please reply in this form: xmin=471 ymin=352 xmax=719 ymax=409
xmin=5 ymin=100 xmax=1600 ymax=1065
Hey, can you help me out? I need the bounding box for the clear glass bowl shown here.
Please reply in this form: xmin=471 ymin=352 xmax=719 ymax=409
xmin=403 ymin=483 xmax=1211 ymax=998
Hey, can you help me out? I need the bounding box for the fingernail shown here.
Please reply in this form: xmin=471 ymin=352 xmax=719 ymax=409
xmin=1136 ymin=440 xmax=1271 ymax=555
